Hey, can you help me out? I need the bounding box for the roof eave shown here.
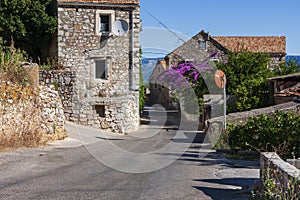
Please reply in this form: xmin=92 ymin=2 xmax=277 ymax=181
xmin=58 ymin=1 xmax=139 ymax=8
xmin=268 ymin=72 xmax=300 ymax=81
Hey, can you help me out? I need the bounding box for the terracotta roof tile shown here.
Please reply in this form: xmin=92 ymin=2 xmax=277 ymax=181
xmin=213 ymin=36 xmax=286 ymax=53
xmin=58 ymin=0 xmax=139 ymax=5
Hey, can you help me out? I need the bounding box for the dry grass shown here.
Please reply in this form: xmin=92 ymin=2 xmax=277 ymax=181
xmin=0 ymin=101 xmax=49 ymax=151
xmin=0 ymin=43 xmax=66 ymax=151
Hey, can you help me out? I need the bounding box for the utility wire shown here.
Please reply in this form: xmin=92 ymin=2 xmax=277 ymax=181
xmin=142 ymin=8 xmax=187 ymax=44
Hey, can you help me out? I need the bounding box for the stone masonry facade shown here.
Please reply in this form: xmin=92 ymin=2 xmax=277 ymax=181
xmin=57 ymin=0 xmax=141 ymax=132
xmin=165 ymin=30 xmax=228 ymax=67
xmin=39 ymin=70 xmax=76 ymax=120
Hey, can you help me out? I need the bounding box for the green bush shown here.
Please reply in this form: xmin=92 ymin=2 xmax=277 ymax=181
xmin=0 ymin=0 xmax=57 ymax=62
xmin=139 ymin=49 xmax=146 ymax=113
xmin=139 ymin=84 xmax=146 ymax=113
xmin=39 ymin=57 xmax=64 ymax=70
xmin=217 ymin=50 xmax=272 ymax=112
xmin=228 ymin=111 xmax=300 ymax=159
xmin=0 ymin=42 xmax=29 ymax=85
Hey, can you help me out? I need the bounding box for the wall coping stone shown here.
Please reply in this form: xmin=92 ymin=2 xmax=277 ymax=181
xmin=207 ymin=101 xmax=300 ymax=126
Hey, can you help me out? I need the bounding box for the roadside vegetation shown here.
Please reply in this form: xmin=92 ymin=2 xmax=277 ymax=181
xmin=39 ymin=57 xmax=65 ymax=70
xmin=0 ymin=40 xmax=29 ymax=84
xmin=163 ymin=50 xmax=300 ymax=159
xmin=139 ymin=49 xmax=147 ymax=113
xmin=251 ymin=167 xmax=299 ymax=200
xmin=217 ymin=50 xmax=271 ymax=112
xmin=217 ymin=111 xmax=300 ymax=160
xmin=0 ymin=43 xmax=49 ymax=151
xmin=217 ymin=50 xmax=300 ymax=112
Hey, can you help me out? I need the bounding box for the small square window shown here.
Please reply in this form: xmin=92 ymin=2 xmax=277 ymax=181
xmin=95 ymin=105 xmax=105 ymax=117
xmin=96 ymin=10 xmax=115 ymax=36
xmin=95 ymin=60 xmax=107 ymax=79
xmin=100 ymin=15 xmax=110 ymax=32
xmin=199 ymin=40 xmax=207 ymax=50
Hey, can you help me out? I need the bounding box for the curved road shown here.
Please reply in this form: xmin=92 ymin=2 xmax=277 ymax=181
xmin=0 ymin=109 xmax=259 ymax=200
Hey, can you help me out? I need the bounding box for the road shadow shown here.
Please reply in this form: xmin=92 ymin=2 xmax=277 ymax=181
xmin=177 ymin=151 xmax=232 ymax=167
xmin=171 ymin=131 xmax=205 ymax=144
xmin=95 ymin=136 xmax=125 ymax=141
xmin=192 ymin=177 xmax=259 ymax=200
xmin=192 ymin=186 xmax=250 ymax=200
xmin=193 ymin=177 xmax=259 ymax=188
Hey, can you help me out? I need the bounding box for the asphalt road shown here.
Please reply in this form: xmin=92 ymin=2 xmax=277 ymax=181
xmin=0 ymin=109 xmax=259 ymax=200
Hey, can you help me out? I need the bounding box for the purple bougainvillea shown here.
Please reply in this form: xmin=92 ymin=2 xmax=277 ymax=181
xmin=158 ymin=52 xmax=218 ymax=89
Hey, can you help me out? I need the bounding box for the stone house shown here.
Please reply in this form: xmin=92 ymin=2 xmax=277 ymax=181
xmin=150 ymin=30 xmax=286 ymax=107
xmin=166 ymin=30 xmax=286 ymax=68
xmin=57 ymin=0 xmax=141 ymax=133
xmin=149 ymin=60 xmax=172 ymax=108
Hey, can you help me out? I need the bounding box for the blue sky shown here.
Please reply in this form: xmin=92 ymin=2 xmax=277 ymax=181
xmin=140 ymin=0 xmax=300 ymax=56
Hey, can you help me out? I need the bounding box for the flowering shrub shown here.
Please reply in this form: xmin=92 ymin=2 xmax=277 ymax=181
xmin=158 ymin=52 xmax=219 ymax=114
xmin=158 ymin=49 xmax=279 ymax=116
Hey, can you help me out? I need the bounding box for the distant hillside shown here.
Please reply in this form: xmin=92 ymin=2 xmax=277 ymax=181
xmin=141 ymin=57 xmax=164 ymax=85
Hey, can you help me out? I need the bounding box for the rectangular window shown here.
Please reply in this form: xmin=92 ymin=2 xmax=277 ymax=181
xmin=199 ymin=39 xmax=207 ymax=50
xmin=95 ymin=105 xmax=105 ymax=117
xmin=95 ymin=60 xmax=107 ymax=79
xmin=100 ymin=15 xmax=110 ymax=32
xmin=96 ymin=10 xmax=115 ymax=36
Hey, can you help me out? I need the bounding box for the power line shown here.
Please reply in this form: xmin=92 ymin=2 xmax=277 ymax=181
xmin=142 ymin=8 xmax=187 ymax=44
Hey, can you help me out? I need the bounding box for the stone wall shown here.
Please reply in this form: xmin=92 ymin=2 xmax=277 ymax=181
xmin=57 ymin=3 xmax=141 ymax=132
xmin=0 ymin=80 xmax=66 ymax=140
xmin=269 ymin=54 xmax=286 ymax=69
xmin=70 ymin=96 xmax=139 ymax=133
xmin=39 ymin=84 xmax=66 ymax=138
xmin=207 ymin=101 xmax=300 ymax=127
xmin=39 ymin=70 xmax=76 ymax=120
xmin=261 ymin=152 xmax=300 ymax=196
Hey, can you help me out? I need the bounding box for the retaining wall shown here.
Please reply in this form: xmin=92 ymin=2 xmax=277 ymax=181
xmin=261 ymin=152 xmax=300 ymax=196
xmin=39 ymin=70 xmax=76 ymax=120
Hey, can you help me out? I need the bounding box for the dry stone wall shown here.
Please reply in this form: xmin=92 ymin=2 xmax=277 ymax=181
xmin=39 ymin=84 xmax=65 ymax=137
xmin=0 ymin=81 xmax=66 ymax=140
xmin=261 ymin=152 xmax=300 ymax=196
xmin=207 ymin=101 xmax=300 ymax=127
xmin=39 ymin=70 xmax=76 ymax=120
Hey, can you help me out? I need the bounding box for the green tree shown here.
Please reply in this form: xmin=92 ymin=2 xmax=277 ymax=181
xmin=139 ymin=48 xmax=146 ymax=113
xmin=217 ymin=50 xmax=272 ymax=111
xmin=0 ymin=0 xmax=57 ymax=62
xmin=274 ymin=57 xmax=300 ymax=76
